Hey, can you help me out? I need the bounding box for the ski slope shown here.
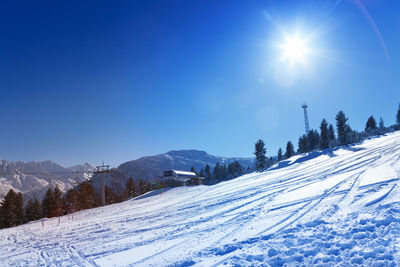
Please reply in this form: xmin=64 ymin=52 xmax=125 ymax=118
xmin=1 ymin=132 xmax=400 ymax=266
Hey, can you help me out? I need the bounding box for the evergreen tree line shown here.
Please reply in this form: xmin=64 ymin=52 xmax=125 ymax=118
xmin=254 ymin=104 xmax=400 ymax=171
xmin=191 ymin=160 xmax=249 ymax=185
xmin=0 ymin=177 xmax=162 ymax=229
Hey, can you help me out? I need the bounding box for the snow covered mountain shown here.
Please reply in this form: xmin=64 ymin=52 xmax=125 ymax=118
xmin=0 ymin=150 xmax=252 ymax=201
xmin=90 ymin=149 xmax=254 ymax=194
xmin=0 ymin=160 xmax=95 ymax=201
xmin=118 ymin=149 xmax=254 ymax=180
xmin=1 ymin=132 xmax=400 ymax=266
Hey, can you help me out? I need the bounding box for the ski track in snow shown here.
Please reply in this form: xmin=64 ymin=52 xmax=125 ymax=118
xmin=1 ymin=133 xmax=400 ymax=266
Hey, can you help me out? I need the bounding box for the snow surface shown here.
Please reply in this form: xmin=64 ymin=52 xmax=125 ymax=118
xmin=1 ymin=132 xmax=400 ymax=266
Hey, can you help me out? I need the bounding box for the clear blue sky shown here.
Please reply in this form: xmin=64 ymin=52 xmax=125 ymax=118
xmin=0 ymin=0 xmax=399 ymax=167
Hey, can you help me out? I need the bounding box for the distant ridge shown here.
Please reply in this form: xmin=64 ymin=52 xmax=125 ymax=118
xmin=90 ymin=149 xmax=254 ymax=193
xmin=0 ymin=150 xmax=254 ymax=199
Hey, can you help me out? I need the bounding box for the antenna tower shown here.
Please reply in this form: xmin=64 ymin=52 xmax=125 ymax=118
xmin=302 ymin=103 xmax=310 ymax=134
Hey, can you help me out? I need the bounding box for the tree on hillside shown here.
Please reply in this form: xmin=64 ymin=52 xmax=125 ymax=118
xmin=122 ymin=177 xmax=136 ymax=200
xmin=298 ymin=135 xmax=308 ymax=154
xmin=41 ymin=188 xmax=55 ymax=218
xmin=204 ymin=164 xmax=211 ymax=179
xmin=397 ymin=104 xmax=400 ymax=127
xmin=77 ymin=182 xmax=99 ymax=210
xmin=52 ymin=186 xmax=63 ymax=217
xmin=212 ymin=162 xmax=221 ymax=181
xmin=199 ymin=168 xmax=205 ymax=178
xmin=105 ymin=186 xmax=117 ymax=204
xmin=277 ymin=148 xmax=283 ymax=162
xmin=62 ymin=189 xmax=79 ymax=215
xmin=254 ymin=139 xmax=267 ymax=171
xmin=221 ymin=164 xmax=227 ymax=180
xmin=0 ymin=189 xmax=24 ymax=228
xmin=328 ymin=124 xmax=335 ymax=140
xmin=25 ymin=198 xmax=42 ymax=222
xmin=15 ymin=192 xmax=24 ymax=225
xmin=328 ymin=124 xmax=336 ymax=148
xmin=365 ymin=116 xmax=377 ymax=132
xmin=320 ymin=119 xmax=329 ymax=150
xmin=336 ymin=111 xmax=350 ymax=146
xmin=307 ymin=130 xmax=320 ymax=151
xmin=285 ymin=141 xmax=295 ymax=159
xmin=379 ymin=117 xmax=385 ymax=130
xmin=227 ymin=161 xmax=243 ymax=179
xmin=138 ymin=179 xmax=149 ymax=195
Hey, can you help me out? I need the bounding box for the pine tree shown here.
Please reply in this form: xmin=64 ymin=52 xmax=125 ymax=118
xmin=298 ymin=135 xmax=308 ymax=153
xmin=190 ymin=166 xmax=197 ymax=175
xmin=25 ymin=198 xmax=42 ymax=223
xmin=379 ymin=117 xmax=384 ymax=130
xmin=320 ymin=119 xmax=329 ymax=150
xmin=0 ymin=190 xmax=19 ymax=228
xmin=24 ymin=199 xmax=35 ymax=222
xmin=277 ymin=148 xmax=283 ymax=161
xmin=227 ymin=161 xmax=243 ymax=179
xmin=254 ymin=139 xmax=267 ymax=171
xmin=328 ymin=124 xmax=335 ymax=140
xmin=365 ymin=116 xmax=377 ymax=132
xmin=199 ymin=168 xmax=205 ymax=178
xmin=138 ymin=179 xmax=147 ymax=195
xmin=105 ymin=186 xmax=116 ymax=204
xmin=204 ymin=164 xmax=211 ymax=179
xmin=52 ymin=186 xmax=63 ymax=217
xmin=220 ymin=164 xmax=227 ymax=180
xmin=307 ymin=130 xmax=320 ymax=151
xmin=62 ymin=189 xmax=79 ymax=214
xmin=77 ymin=182 xmax=100 ymax=210
xmin=41 ymin=188 xmax=55 ymax=218
xmin=396 ymin=104 xmax=400 ymax=126
xmin=123 ymin=177 xmax=136 ymax=200
xmin=213 ymin=162 xmax=221 ymax=180
xmin=15 ymin=192 xmax=24 ymax=225
xmin=32 ymin=199 xmax=42 ymax=220
xmin=336 ymin=111 xmax=350 ymax=146
xmin=285 ymin=141 xmax=295 ymax=159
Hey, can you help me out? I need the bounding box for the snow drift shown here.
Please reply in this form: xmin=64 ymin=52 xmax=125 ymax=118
xmin=1 ymin=132 xmax=400 ymax=266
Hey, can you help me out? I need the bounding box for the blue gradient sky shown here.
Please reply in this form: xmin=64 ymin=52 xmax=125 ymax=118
xmin=0 ymin=0 xmax=399 ymax=167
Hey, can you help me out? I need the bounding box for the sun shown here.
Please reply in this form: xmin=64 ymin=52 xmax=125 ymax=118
xmin=279 ymin=34 xmax=311 ymax=66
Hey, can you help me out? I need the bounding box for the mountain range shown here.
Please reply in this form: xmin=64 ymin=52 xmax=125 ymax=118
xmin=0 ymin=160 xmax=96 ymax=201
xmin=0 ymin=150 xmax=254 ymax=200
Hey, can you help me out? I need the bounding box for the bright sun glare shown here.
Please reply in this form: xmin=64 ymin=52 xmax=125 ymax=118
xmin=279 ymin=35 xmax=311 ymax=66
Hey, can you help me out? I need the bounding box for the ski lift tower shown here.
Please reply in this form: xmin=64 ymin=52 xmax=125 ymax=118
xmin=302 ymin=103 xmax=310 ymax=134
xmin=96 ymin=162 xmax=110 ymax=206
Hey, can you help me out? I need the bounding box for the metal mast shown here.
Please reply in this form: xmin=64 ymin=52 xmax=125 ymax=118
xmin=302 ymin=103 xmax=310 ymax=134
xmin=96 ymin=162 xmax=110 ymax=206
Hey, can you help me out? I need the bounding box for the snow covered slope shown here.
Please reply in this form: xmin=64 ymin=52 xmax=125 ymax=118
xmin=1 ymin=132 xmax=400 ymax=266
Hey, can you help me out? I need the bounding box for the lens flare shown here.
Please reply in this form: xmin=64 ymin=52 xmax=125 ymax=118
xmin=279 ymin=35 xmax=310 ymax=65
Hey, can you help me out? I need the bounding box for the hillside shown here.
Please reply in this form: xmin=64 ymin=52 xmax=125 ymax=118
xmin=0 ymin=132 xmax=399 ymax=266
xmin=90 ymin=149 xmax=254 ymax=193
xmin=118 ymin=149 xmax=254 ymax=180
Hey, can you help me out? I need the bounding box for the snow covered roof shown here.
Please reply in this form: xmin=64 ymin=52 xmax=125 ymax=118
xmin=172 ymin=170 xmax=197 ymax=176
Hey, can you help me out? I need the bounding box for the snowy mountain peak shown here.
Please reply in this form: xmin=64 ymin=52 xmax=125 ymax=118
xmin=0 ymin=160 xmax=96 ymax=201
